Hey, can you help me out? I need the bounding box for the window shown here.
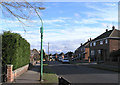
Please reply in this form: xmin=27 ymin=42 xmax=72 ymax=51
xmin=79 ymin=54 xmax=81 ymax=58
xmin=91 ymin=50 xmax=95 ymax=55
xmin=90 ymin=42 xmax=92 ymax=46
xmin=98 ymin=50 xmax=101 ymax=54
xmin=81 ymin=48 xmax=82 ymax=51
xmin=105 ymin=39 xmax=108 ymax=44
xmin=100 ymin=40 xmax=103 ymax=45
xmin=93 ymin=42 xmax=96 ymax=46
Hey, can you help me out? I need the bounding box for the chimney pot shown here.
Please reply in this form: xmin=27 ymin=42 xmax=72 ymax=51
xmin=90 ymin=38 xmax=91 ymax=41
xmin=112 ymin=26 xmax=115 ymax=30
xmin=106 ymin=29 xmax=108 ymax=32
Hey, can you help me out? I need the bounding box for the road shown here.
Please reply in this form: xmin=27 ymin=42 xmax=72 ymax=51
xmin=48 ymin=61 xmax=119 ymax=84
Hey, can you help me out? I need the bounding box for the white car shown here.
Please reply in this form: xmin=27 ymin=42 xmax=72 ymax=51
xmin=62 ymin=58 xmax=70 ymax=63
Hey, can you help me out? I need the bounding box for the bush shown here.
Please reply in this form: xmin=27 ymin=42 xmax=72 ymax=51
xmin=110 ymin=49 xmax=120 ymax=58
xmin=2 ymin=31 xmax=30 ymax=70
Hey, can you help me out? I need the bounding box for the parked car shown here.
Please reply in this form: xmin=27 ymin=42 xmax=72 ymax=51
xmin=62 ymin=58 xmax=70 ymax=63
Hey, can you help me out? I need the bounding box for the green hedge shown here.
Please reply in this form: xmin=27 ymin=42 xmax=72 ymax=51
xmin=2 ymin=31 xmax=30 ymax=70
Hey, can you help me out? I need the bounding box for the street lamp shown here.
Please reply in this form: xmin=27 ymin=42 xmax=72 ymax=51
xmin=35 ymin=10 xmax=44 ymax=81
xmin=40 ymin=26 xmax=43 ymax=81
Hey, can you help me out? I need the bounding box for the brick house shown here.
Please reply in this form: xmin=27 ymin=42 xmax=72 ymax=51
xmin=74 ymin=40 xmax=90 ymax=61
xmin=89 ymin=26 xmax=120 ymax=64
xmin=74 ymin=47 xmax=80 ymax=60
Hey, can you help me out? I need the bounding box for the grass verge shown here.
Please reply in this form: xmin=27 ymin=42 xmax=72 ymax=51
xmin=41 ymin=64 xmax=58 ymax=83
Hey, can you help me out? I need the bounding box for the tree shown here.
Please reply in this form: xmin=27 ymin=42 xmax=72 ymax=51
xmin=39 ymin=49 xmax=45 ymax=58
xmin=1 ymin=2 xmax=45 ymax=31
xmin=39 ymin=49 xmax=48 ymax=61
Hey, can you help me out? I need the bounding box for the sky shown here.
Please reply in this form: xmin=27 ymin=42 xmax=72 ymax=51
xmin=0 ymin=2 xmax=118 ymax=54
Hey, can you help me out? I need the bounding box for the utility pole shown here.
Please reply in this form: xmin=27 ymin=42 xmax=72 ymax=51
xmin=48 ymin=42 xmax=49 ymax=61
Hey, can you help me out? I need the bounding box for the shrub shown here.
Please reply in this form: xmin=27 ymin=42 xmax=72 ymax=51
xmin=110 ymin=49 xmax=120 ymax=58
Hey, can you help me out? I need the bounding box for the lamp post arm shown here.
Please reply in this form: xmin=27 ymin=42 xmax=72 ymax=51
xmin=25 ymin=2 xmax=43 ymax=27
xmin=34 ymin=8 xmax=43 ymax=27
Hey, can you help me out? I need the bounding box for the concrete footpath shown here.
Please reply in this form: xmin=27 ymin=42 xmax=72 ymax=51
xmin=14 ymin=63 xmax=40 ymax=83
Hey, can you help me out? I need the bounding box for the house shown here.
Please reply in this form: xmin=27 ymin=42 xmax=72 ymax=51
xmin=30 ymin=49 xmax=40 ymax=64
xmin=89 ymin=26 xmax=120 ymax=64
xmin=84 ymin=40 xmax=90 ymax=61
xmin=73 ymin=47 xmax=80 ymax=61
xmin=52 ymin=53 xmax=58 ymax=61
xmin=57 ymin=52 xmax=64 ymax=61
xmin=74 ymin=40 xmax=90 ymax=62
xmin=65 ymin=51 xmax=73 ymax=61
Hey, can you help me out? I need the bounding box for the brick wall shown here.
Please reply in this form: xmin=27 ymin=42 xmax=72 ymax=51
xmin=109 ymin=39 xmax=120 ymax=52
xmin=7 ymin=64 xmax=29 ymax=83
xmin=85 ymin=48 xmax=89 ymax=60
xmin=7 ymin=65 xmax=13 ymax=82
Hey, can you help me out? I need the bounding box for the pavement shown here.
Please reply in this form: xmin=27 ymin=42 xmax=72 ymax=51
xmin=2 ymin=63 xmax=58 ymax=85
xmin=14 ymin=63 xmax=40 ymax=83
xmin=48 ymin=61 xmax=119 ymax=84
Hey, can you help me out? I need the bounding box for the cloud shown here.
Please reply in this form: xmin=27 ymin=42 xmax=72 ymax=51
xmin=74 ymin=13 xmax=81 ymax=18
xmin=44 ymin=19 xmax=65 ymax=24
xmin=74 ymin=18 xmax=98 ymax=24
xmin=104 ymin=3 xmax=117 ymax=7
xmin=1 ymin=2 xmax=118 ymax=54
xmin=43 ymin=39 xmax=84 ymax=54
xmin=85 ymin=3 xmax=118 ymax=23
xmin=11 ymin=25 xmax=109 ymax=54
xmin=44 ymin=25 xmax=108 ymax=42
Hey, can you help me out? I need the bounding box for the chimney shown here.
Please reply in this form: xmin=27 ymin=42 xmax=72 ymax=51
xmin=112 ymin=26 xmax=115 ymax=30
xmin=106 ymin=29 xmax=108 ymax=32
xmin=81 ymin=43 xmax=82 ymax=46
xmin=90 ymin=38 xmax=92 ymax=41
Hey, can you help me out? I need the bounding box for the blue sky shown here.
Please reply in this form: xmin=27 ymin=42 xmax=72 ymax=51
xmin=0 ymin=2 xmax=118 ymax=54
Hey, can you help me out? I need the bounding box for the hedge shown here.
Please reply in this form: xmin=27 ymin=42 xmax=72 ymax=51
xmin=2 ymin=31 xmax=30 ymax=70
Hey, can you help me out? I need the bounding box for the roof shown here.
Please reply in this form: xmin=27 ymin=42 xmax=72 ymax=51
xmin=93 ymin=29 xmax=113 ymax=41
xmin=82 ymin=41 xmax=90 ymax=46
xmin=74 ymin=27 xmax=120 ymax=54
xmin=92 ymin=27 xmax=120 ymax=41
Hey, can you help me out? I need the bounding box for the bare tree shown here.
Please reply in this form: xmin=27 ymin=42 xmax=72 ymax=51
xmin=0 ymin=2 xmax=45 ymax=31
